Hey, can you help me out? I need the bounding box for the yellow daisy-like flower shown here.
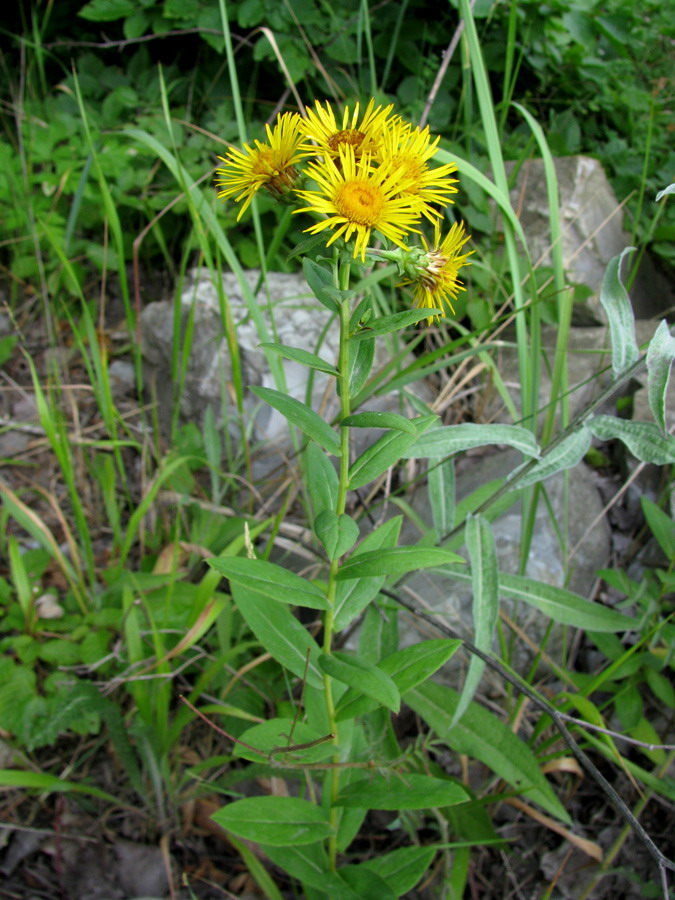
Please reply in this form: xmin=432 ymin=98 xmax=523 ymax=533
xmin=406 ymin=221 xmax=473 ymax=325
xmin=215 ymin=112 xmax=304 ymax=220
xmin=299 ymin=98 xmax=399 ymax=161
xmin=294 ymin=144 xmax=423 ymax=261
xmin=377 ymin=121 xmax=458 ymax=221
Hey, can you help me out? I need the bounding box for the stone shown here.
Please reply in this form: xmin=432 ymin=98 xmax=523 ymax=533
xmin=399 ymin=449 xmax=611 ymax=676
xmin=508 ymin=156 xmax=674 ymax=321
xmin=141 ymin=267 xmax=431 ymax=465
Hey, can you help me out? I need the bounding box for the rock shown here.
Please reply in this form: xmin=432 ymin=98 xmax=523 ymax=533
xmin=107 ymin=359 xmax=136 ymax=399
xmin=141 ymin=268 xmax=431 ymax=468
xmin=508 ymin=156 xmax=674 ymax=321
xmin=399 ymin=449 xmax=611 ymax=676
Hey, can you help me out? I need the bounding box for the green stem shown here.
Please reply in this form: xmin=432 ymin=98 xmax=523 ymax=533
xmin=323 ymin=255 xmax=352 ymax=870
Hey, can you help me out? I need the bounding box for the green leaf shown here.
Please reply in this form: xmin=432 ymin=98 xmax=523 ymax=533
xmin=262 ymin=843 xmax=332 ymax=893
xmin=259 ymin=342 xmax=338 ymax=376
xmin=442 ymin=565 xmax=634 ymax=631
xmin=403 ymin=423 xmax=540 ymax=459
xmin=334 ymin=517 xmax=402 ymax=631
xmin=303 ymin=442 xmax=338 ymax=517
xmin=348 ymin=414 xmax=438 ymax=489
xmin=350 ymin=309 xmax=442 ymax=339
xmin=319 ymin=652 xmax=400 ymax=713
xmin=208 ymin=557 xmax=329 ymax=610
xmin=336 ymin=866 xmax=397 ymax=899
xmin=640 ymin=496 xmax=675 ymax=560
xmin=428 ymin=458 xmax=455 ymax=535
xmin=337 ymin=547 xmax=464 ymax=580
xmin=656 ymin=183 xmax=675 ymax=202
xmin=302 ymin=257 xmax=339 ymax=313
xmin=78 ymin=0 xmax=136 ymax=21
xmin=0 ymin=769 xmax=120 ymax=805
xmin=451 ymin=514 xmax=498 ymax=727
xmin=587 ymin=415 xmax=675 ymax=464
xmin=406 ymin=682 xmax=571 ymax=822
xmin=234 ymin=718 xmax=335 ymax=764
xmin=314 ymin=510 xmax=360 ymax=561
xmin=361 ymin=846 xmax=437 ymax=896
xmin=211 ymin=796 xmax=332 ymax=846
xmin=335 ymin=773 xmax=468 ymax=809
xmin=348 ymin=336 xmax=375 ymax=398
xmin=231 ymin=583 xmax=323 ymax=688
xmin=646 ymin=321 xmax=675 ymax=433
xmin=515 ymin=427 xmax=591 ymax=488
xmin=598 ymin=247 xmax=639 ymax=375
xmin=337 ymin=639 xmax=462 ymax=721
xmin=250 ymin=386 xmax=340 ymax=455
xmin=341 ymin=411 xmax=417 ymax=434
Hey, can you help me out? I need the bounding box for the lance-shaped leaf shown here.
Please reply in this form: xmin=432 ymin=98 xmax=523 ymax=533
xmin=334 ymin=773 xmax=468 ymax=809
xmin=428 ymin=457 xmax=455 ymax=535
xmin=513 ymin=427 xmax=591 ymax=488
xmin=341 ymin=411 xmax=417 ymax=435
xmin=319 ymin=652 xmax=400 ymax=713
xmin=361 ymin=846 xmax=437 ymax=896
xmin=337 ymin=546 xmax=463 ymax=580
xmin=303 ymin=441 xmax=338 ymax=518
xmin=303 ymin=256 xmax=339 ymax=313
xmin=314 ymin=510 xmax=360 ymax=561
xmin=598 ymin=247 xmax=639 ymax=375
xmin=259 ymin=342 xmax=338 ymax=376
xmin=250 ymin=386 xmax=340 ymax=455
xmin=645 ymin=320 xmax=675 ymax=434
xmin=208 ymin=557 xmax=329 ymax=609
xmin=348 ymin=336 xmax=375 ymax=398
xmin=211 ymin=796 xmax=332 ymax=846
xmin=587 ymin=415 xmax=675 ymax=464
xmin=451 ymin=514 xmax=498 ymax=727
xmin=231 ymin=583 xmax=324 ymax=688
xmin=406 ymin=681 xmax=570 ymax=822
xmin=348 ymin=414 xmax=438 ymax=489
xmin=350 ymin=308 xmax=442 ymax=339
xmin=403 ymin=423 xmax=540 ymax=459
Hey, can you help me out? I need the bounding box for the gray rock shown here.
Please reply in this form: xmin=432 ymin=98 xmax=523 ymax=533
xmin=508 ymin=156 xmax=674 ymax=321
xmin=400 ymin=449 xmax=611 ymax=675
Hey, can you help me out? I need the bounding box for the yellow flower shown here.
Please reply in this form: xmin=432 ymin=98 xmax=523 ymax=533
xmin=215 ymin=112 xmax=304 ymax=220
xmin=294 ymin=144 xmax=423 ymax=261
xmin=299 ymin=98 xmax=398 ymax=161
xmin=406 ymin=221 xmax=473 ymax=325
xmin=377 ymin=121 xmax=458 ymax=221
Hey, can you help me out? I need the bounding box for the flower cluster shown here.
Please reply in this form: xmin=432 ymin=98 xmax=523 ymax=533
xmin=215 ymin=99 xmax=472 ymax=322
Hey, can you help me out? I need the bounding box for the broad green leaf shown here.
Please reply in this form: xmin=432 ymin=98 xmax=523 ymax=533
xmin=319 ymin=652 xmax=400 ymax=713
xmin=334 ymin=517 xmax=403 ymax=631
xmin=428 ymin=457 xmax=455 ymax=535
xmin=262 ymin=842 xmax=330 ymax=892
xmin=234 ymin=718 xmax=334 ymax=764
xmin=335 ymin=773 xmax=468 ymax=809
xmin=303 ymin=442 xmax=338 ymax=517
xmin=314 ymin=510 xmax=360 ymax=561
xmin=250 ymin=386 xmax=340 ymax=455
xmin=259 ymin=342 xmax=338 ymax=376
xmin=337 ymin=546 xmax=464 ymax=580
xmin=598 ymin=248 xmax=639 ymax=375
xmin=350 ymin=309 xmax=442 ymax=339
xmin=646 ymin=320 xmax=675 ymax=433
xmin=361 ymin=845 xmax=437 ymax=896
xmin=231 ymin=583 xmax=323 ymax=688
xmin=348 ymin=429 xmax=420 ymax=489
xmin=303 ymin=257 xmax=339 ymax=312
xmin=588 ymin=415 xmax=675 ymax=464
xmin=341 ymin=411 xmax=416 ymax=434
xmin=208 ymin=557 xmax=328 ymax=610
xmin=348 ymin=336 xmax=375 ymax=398
xmin=211 ymin=796 xmax=331 ymax=846
xmin=451 ymin=515 xmax=498 ymax=727
xmin=337 ymin=865 xmax=397 ymax=899
xmin=515 ymin=427 xmax=591 ymax=488
xmin=403 ymin=423 xmax=540 ymax=459
xmin=640 ymin=496 xmax=675 ymax=559
xmin=78 ymin=0 xmax=135 ymax=21
xmin=337 ymin=639 xmax=462 ymax=721
xmin=406 ymin=682 xmax=571 ymax=822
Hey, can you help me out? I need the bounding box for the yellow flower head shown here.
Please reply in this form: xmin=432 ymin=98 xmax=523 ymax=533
xmin=294 ymin=144 xmax=423 ymax=261
xmin=378 ymin=121 xmax=458 ymax=221
xmin=406 ymin=221 xmax=473 ymax=325
xmin=215 ymin=112 xmax=304 ymax=220
xmin=299 ymin=98 xmax=398 ymax=161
